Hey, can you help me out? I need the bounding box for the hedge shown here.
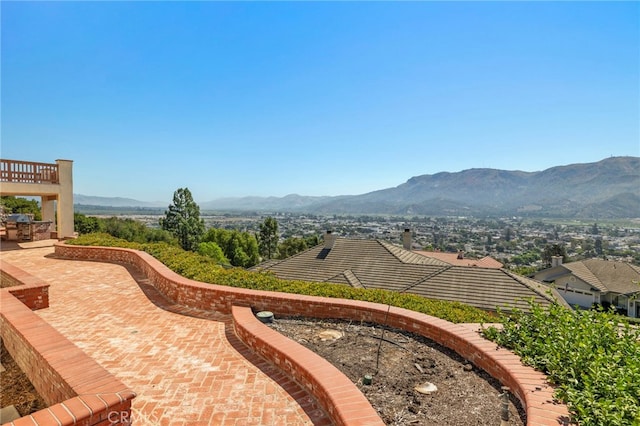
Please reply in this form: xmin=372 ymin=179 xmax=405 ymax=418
xmin=66 ymin=233 xmax=495 ymax=324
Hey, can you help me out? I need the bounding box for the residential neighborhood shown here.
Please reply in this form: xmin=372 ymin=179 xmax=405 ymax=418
xmin=195 ymin=212 xmax=640 ymax=268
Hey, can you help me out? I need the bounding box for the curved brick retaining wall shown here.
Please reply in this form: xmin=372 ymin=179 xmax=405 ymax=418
xmin=232 ymin=306 xmax=384 ymax=426
xmin=0 ymin=262 xmax=136 ymax=426
xmin=55 ymin=243 xmax=571 ymax=426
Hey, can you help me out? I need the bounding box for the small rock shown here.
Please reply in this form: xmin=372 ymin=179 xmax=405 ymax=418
xmin=317 ymin=329 xmax=343 ymax=341
xmin=414 ymin=382 xmax=438 ymax=394
xmin=463 ymin=363 xmax=473 ymax=372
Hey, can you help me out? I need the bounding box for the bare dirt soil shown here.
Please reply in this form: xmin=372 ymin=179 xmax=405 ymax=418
xmin=269 ymin=317 xmax=525 ymax=426
xmin=1 ymin=340 xmax=47 ymax=417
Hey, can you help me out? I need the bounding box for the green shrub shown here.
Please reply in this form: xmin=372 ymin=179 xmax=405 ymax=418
xmin=197 ymin=241 xmax=230 ymax=265
xmin=73 ymin=214 xmax=178 ymax=245
xmin=483 ymin=301 xmax=640 ymax=426
xmin=66 ymin=233 xmax=495 ymax=324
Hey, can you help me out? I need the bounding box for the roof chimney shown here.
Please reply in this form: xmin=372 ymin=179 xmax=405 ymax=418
xmin=551 ymin=256 xmax=563 ymax=268
xmin=402 ymin=229 xmax=412 ymax=250
xmin=324 ymin=230 xmax=336 ymax=249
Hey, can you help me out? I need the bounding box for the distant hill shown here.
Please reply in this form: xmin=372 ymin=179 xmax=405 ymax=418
xmin=74 ymin=194 xmax=166 ymax=208
xmin=200 ymin=194 xmax=347 ymax=212
xmin=75 ymin=157 xmax=640 ymax=218
xmin=310 ymin=156 xmax=640 ymax=218
xmin=203 ymin=157 xmax=640 ymax=218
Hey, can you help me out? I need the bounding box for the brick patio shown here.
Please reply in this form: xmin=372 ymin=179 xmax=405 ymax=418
xmin=0 ymin=246 xmax=328 ymax=426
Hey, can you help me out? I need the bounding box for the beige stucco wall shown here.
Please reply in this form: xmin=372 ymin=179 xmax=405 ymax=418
xmin=553 ymin=275 xmax=594 ymax=293
xmin=535 ymin=268 xmax=598 ymax=308
xmin=55 ymin=160 xmax=74 ymax=238
xmin=0 ymin=181 xmax=61 ymax=196
xmin=41 ymin=196 xmax=56 ymax=224
xmin=533 ymin=266 xmax=563 ymax=283
xmin=555 ymin=276 xmax=598 ymax=307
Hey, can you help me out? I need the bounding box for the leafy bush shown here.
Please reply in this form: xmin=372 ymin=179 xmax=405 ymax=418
xmin=483 ymin=301 xmax=640 ymax=426
xmin=197 ymin=241 xmax=230 ymax=265
xmin=74 ymin=213 xmax=177 ymax=245
xmin=66 ymin=233 xmax=495 ymax=324
xmin=201 ymin=228 xmax=259 ymax=267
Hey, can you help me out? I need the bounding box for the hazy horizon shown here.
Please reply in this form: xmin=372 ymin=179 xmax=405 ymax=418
xmin=70 ymin=155 xmax=638 ymax=205
xmin=3 ymin=2 xmax=638 ymax=202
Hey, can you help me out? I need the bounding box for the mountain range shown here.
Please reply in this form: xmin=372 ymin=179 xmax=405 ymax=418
xmin=75 ymin=156 xmax=640 ymax=218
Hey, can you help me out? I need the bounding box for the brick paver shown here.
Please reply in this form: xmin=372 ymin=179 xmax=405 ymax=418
xmin=1 ymin=246 xmax=328 ymax=425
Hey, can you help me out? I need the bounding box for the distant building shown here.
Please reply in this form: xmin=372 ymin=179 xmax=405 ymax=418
xmin=252 ymin=230 xmax=567 ymax=313
xmin=534 ymin=258 xmax=640 ymax=318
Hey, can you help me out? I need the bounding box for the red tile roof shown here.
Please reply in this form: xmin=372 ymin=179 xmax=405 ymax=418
xmin=413 ymin=251 xmax=503 ymax=269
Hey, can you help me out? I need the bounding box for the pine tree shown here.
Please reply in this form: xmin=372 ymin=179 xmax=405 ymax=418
xmin=258 ymin=216 xmax=279 ymax=260
xmin=159 ymin=188 xmax=205 ymax=251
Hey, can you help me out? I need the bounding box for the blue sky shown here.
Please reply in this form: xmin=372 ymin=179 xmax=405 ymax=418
xmin=2 ymin=1 xmax=638 ymax=203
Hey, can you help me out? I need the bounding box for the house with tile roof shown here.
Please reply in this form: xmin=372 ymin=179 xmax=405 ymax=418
xmin=252 ymin=231 xmax=567 ymax=313
xmin=534 ymin=258 xmax=640 ymax=318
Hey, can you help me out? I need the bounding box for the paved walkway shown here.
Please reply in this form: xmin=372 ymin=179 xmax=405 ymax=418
xmin=0 ymin=246 xmax=329 ymax=426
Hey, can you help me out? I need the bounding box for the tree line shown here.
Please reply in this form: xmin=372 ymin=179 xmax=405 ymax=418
xmin=73 ymin=188 xmax=318 ymax=268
